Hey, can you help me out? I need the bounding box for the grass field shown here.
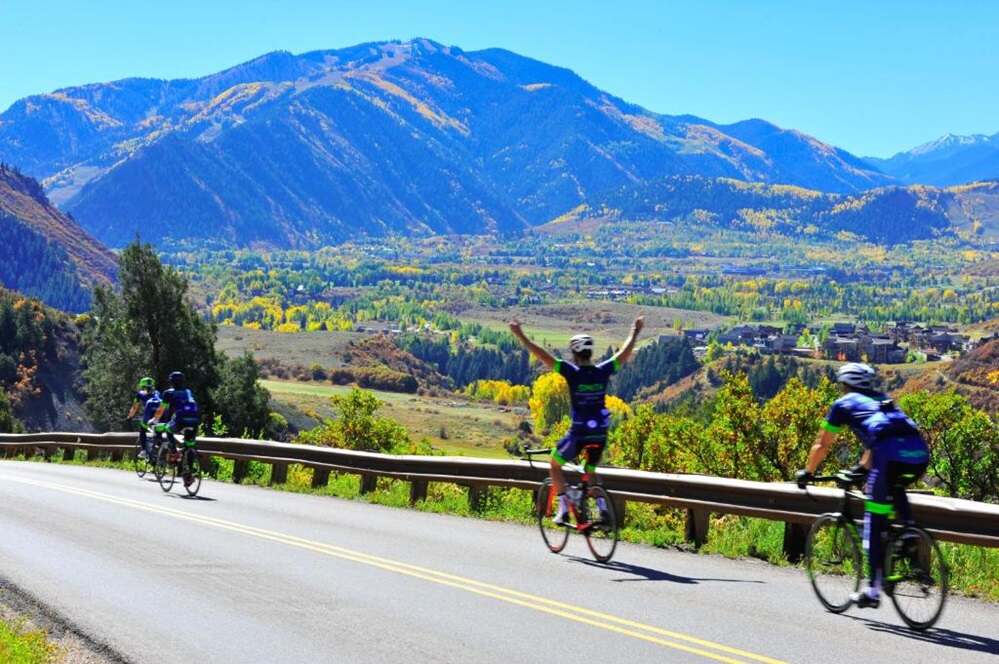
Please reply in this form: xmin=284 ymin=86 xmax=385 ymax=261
xmin=217 ymin=326 xmax=366 ymax=368
xmin=461 ymin=301 xmax=730 ymax=349
xmin=261 ymin=379 xmax=522 ymax=458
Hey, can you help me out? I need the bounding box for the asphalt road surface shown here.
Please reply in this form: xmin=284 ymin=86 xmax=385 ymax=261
xmin=1 ymin=461 xmax=996 ymax=663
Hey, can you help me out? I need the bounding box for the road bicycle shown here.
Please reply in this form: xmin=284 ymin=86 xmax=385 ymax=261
xmin=802 ymin=470 xmax=948 ymax=630
xmin=524 ymin=447 xmax=619 ymax=562
xmin=132 ymin=421 xmax=166 ymax=479
xmin=154 ymin=425 xmax=203 ymax=497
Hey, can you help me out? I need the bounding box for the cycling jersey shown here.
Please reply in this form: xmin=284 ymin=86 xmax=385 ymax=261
xmin=554 ymin=358 xmax=620 ymax=427
xmin=822 ymin=392 xmax=928 ymax=465
xmin=135 ymin=390 xmax=162 ymax=423
xmin=160 ymin=388 xmax=201 ymax=427
xmin=552 ymin=358 xmax=620 ymax=469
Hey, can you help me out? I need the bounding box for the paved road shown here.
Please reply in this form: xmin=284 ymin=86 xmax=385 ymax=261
xmin=1 ymin=461 xmax=996 ymax=663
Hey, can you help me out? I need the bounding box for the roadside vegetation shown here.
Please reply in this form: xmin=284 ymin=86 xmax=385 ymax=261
xmin=0 ymin=618 xmax=56 ymax=664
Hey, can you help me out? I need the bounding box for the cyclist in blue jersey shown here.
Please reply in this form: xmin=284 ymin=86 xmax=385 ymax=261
xmin=510 ymin=316 xmax=643 ymax=525
xmin=126 ymin=377 xmax=161 ymax=459
xmin=796 ymin=363 xmax=930 ymax=609
xmin=149 ymin=371 xmax=202 ymax=484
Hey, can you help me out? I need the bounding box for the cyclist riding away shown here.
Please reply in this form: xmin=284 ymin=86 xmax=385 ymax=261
xmin=126 ymin=377 xmax=161 ymax=460
xmin=510 ymin=316 xmax=644 ymax=525
xmin=149 ymin=371 xmax=202 ymax=485
xmin=796 ymin=362 xmax=930 ymax=609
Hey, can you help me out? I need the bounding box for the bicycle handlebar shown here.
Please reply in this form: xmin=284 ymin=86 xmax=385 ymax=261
xmin=522 ymin=448 xmax=552 ymax=456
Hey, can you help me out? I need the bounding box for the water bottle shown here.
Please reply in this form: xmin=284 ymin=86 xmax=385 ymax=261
xmin=567 ymin=486 xmax=582 ymax=505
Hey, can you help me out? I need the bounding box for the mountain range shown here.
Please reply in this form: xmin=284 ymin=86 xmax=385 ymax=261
xmin=0 ymin=39 xmax=901 ymax=249
xmin=865 ymin=133 xmax=999 ymax=186
xmin=0 ymin=164 xmax=117 ymax=311
xmin=0 ymin=39 xmax=995 ymax=249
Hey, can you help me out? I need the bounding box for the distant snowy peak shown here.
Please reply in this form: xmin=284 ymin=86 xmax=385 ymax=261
xmin=866 ymin=131 xmax=999 ymax=186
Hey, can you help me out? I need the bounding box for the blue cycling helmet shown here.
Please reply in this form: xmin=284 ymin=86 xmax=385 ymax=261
xmin=169 ymin=371 xmax=185 ymax=388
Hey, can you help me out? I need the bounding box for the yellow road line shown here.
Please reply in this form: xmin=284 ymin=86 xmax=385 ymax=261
xmin=1 ymin=473 xmax=787 ymax=664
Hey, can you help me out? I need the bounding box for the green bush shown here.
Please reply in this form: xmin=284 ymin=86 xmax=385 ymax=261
xmin=296 ymin=388 xmax=410 ymax=453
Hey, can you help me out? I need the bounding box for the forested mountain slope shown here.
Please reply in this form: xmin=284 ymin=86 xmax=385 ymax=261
xmin=0 ymin=39 xmax=892 ymax=248
xmin=0 ymin=164 xmax=116 ymax=310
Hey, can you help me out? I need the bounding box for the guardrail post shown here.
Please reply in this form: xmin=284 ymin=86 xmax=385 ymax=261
xmin=110 ymin=448 xmax=125 ymax=463
xmin=468 ymin=485 xmax=487 ymax=512
xmin=359 ymin=474 xmax=378 ymax=494
xmin=782 ymin=522 xmax=809 ymax=563
xmin=410 ymin=479 xmax=428 ymax=505
xmin=232 ymin=460 xmax=250 ymax=484
xmin=311 ymin=467 xmax=330 ymax=489
xmin=685 ymin=509 xmax=710 ymax=547
xmin=270 ymin=462 xmax=288 ymax=485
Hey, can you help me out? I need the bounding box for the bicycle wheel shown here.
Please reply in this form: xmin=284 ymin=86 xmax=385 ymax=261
xmin=535 ymin=478 xmax=569 ymax=554
xmin=805 ymin=514 xmax=862 ymax=613
xmin=157 ymin=445 xmax=176 ymax=493
xmin=583 ymin=486 xmax=618 ymax=563
xmin=152 ymin=442 xmax=165 ymax=482
xmin=133 ymin=445 xmax=148 ymax=478
xmin=182 ymin=449 xmax=202 ymax=497
xmin=886 ymin=526 xmax=948 ymax=630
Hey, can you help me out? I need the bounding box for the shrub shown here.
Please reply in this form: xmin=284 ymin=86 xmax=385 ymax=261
xmin=296 ymin=388 xmax=410 ymax=453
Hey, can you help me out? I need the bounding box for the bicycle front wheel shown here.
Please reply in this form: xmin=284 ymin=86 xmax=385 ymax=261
xmin=535 ymin=479 xmax=569 ymax=554
xmin=805 ymin=514 xmax=862 ymax=613
xmin=583 ymin=486 xmax=618 ymax=563
xmin=133 ymin=445 xmax=148 ymax=478
xmin=886 ymin=526 xmax=948 ymax=631
xmin=157 ymin=445 xmax=176 ymax=493
xmin=183 ymin=449 xmax=202 ymax=497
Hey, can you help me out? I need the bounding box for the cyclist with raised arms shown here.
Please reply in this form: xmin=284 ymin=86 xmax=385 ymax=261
xmin=796 ymin=362 xmax=930 ymax=609
xmin=126 ymin=377 xmax=161 ymax=460
xmin=510 ymin=316 xmax=643 ymax=525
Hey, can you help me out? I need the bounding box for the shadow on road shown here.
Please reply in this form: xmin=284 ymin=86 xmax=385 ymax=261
xmin=567 ymin=557 xmax=764 ymax=585
xmin=847 ymin=615 xmax=999 ymax=656
xmin=168 ymin=494 xmax=217 ymax=502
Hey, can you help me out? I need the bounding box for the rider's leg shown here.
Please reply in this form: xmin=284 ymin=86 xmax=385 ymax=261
xmin=138 ymin=427 xmax=150 ymax=458
xmin=153 ymin=423 xmax=170 ymax=456
xmin=164 ymin=421 xmax=180 ymax=453
xmin=551 ymin=432 xmax=579 ymax=524
xmin=583 ymin=441 xmax=609 ymax=519
xmin=859 ymin=464 xmax=891 ymax=604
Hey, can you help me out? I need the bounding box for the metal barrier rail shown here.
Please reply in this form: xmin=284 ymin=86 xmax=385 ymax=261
xmin=2 ymin=432 xmax=997 ymax=558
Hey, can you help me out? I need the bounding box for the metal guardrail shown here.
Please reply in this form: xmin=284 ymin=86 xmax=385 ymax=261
xmin=2 ymin=432 xmax=997 ymax=556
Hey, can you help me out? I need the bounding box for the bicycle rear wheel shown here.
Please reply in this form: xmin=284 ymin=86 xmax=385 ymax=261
xmin=182 ymin=449 xmax=202 ymax=497
xmin=535 ymin=478 xmax=569 ymax=554
xmin=805 ymin=514 xmax=862 ymax=613
xmin=886 ymin=526 xmax=948 ymax=630
xmin=583 ymin=486 xmax=618 ymax=563
xmin=156 ymin=445 xmax=176 ymax=493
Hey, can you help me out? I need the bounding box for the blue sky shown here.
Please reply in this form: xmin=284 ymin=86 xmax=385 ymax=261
xmin=1 ymin=0 xmax=996 ymax=157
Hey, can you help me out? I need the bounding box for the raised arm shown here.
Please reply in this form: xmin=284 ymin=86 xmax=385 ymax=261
xmin=509 ymin=320 xmax=557 ymax=370
xmin=611 ymin=316 xmax=644 ymax=365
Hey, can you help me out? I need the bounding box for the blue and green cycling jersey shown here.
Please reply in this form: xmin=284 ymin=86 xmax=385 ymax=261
xmin=554 ymin=358 xmax=620 ymax=428
xmin=134 ymin=389 xmax=161 ymax=422
xmin=823 ymin=391 xmax=928 ymax=464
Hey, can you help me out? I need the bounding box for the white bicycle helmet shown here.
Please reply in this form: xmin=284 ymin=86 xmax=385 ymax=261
xmin=836 ymin=362 xmax=876 ymax=390
xmin=569 ymin=334 xmax=595 ymax=355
